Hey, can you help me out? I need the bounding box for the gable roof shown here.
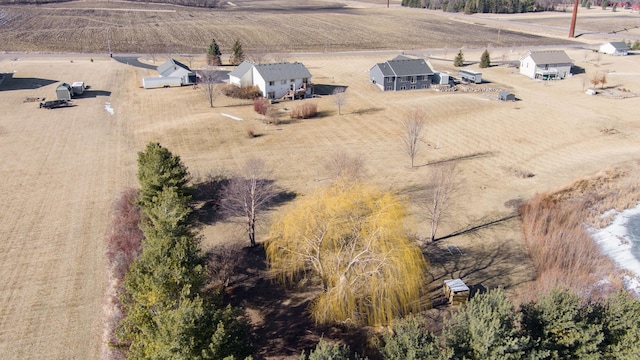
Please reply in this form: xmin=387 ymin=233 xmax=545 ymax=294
xmin=373 ymin=57 xmax=434 ymax=77
xmin=157 ymin=59 xmax=192 ymax=76
xmin=253 ymin=62 xmax=312 ymax=82
xmin=522 ymin=50 xmax=572 ymax=65
xmin=605 ymin=41 xmax=629 ymax=51
xmin=228 ymin=60 xmax=255 ymax=78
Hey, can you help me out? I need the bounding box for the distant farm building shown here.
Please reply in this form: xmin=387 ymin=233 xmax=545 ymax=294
xmin=228 ymin=60 xmax=312 ymax=100
xmin=499 ymin=91 xmax=516 ymax=101
xmin=600 ymin=42 xmax=629 ymax=56
xmin=142 ymin=59 xmax=196 ymax=89
xmin=458 ymin=69 xmax=482 ymax=84
xmin=56 ymin=83 xmax=72 ymax=100
xmin=519 ymin=50 xmax=573 ymax=80
xmin=369 ymin=55 xmax=434 ymax=91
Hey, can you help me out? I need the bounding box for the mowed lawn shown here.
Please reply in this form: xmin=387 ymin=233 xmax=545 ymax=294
xmin=1 ymin=11 xmax=640 ymax=360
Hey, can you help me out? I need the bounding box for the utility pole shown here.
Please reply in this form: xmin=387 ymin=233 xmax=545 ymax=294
xmin=569 ymin=0 xmax=579 ymax=37
xmin=107 ymin=28 xmax=112 ymax=57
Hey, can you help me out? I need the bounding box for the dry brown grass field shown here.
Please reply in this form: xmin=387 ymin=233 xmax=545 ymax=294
xmin=1 ymin=2 xmax=640 ymax=359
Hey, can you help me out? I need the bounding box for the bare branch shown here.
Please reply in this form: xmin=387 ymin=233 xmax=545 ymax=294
xmin=400 ymin=110 xmax=426 ymax=168
xmin=220 ymin=157 xmax=278 ymax=247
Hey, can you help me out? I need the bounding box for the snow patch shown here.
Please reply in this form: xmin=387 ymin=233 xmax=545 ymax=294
xmin=104 ymin=102 xmax=114 ymax=115
xmin=221 ymin=113 xmax=242 ymax=121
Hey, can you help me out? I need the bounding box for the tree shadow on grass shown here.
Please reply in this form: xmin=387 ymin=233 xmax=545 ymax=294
xmin=222 ymin=245 xmax=379 ymax=359
xmin=424 ymin=214 xmax=532 ymax=290
xmin=192 ymin=175 xmax=296 ymax=226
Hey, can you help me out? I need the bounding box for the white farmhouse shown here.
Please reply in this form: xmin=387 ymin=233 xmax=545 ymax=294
xmin=519 ymin=50 xmax=573 ymax=80
xmin=228 ymin=61 xmax=312 ymax=100
xmin=600 ymin=42 xmax=629 ymax=56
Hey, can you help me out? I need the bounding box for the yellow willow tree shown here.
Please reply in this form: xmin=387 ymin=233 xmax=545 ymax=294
xmin=265 ymin=181 xmax=429 ymax=326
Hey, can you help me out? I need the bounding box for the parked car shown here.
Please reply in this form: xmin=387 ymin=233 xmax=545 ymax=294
xmin=39 ymin=100 xmax=70 ymax=109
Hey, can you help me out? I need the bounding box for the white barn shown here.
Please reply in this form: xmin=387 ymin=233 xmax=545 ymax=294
xmin=519 ymin=50 xmax=573 ymax=80
xmin=228 ymin=61 xmax=312 ymax=100
xmin=600 ymin=42 xmax=629 ymax=56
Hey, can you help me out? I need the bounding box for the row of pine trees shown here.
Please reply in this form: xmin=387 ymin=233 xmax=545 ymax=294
xmin=402 ymin=0 xmax=542 ymax=14
xmin=114 ymin=143 xmax=253 ymax=359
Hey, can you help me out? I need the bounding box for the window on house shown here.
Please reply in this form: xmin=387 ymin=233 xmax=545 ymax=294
xmin=290 ymin=79 xmax=295 ymax=83
xmin=421 ymin=84 xmax=429 ymax=89
xmin=417 ymin=76 xmax=423 ymax=81
xmin=303 ymin=78 xmax=308 ymax=83
xmin=267 ymin=91 xmax=275 ymax=99
xmin=281 ymin=80 xmax=287 ymax=85
xmin=400 ymin=86 xmax=406 ymax=90
xmin=385 ymin=86 xmax=393 ymax=91
xmin=410 ymin=85 xmax=416 ymax=89
xmin=269 ymin=81 xmax=274 ymax=86
xmin=410 ymin=77 xmax=416 ymax=83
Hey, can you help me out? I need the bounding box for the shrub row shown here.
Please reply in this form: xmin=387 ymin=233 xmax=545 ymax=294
xmin=222 ymin=84 xmax=262 ymax=99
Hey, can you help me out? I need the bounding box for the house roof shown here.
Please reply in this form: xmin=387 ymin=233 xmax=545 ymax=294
xmin=521 ymin=50 xmax=572 ymax=65
xmin=157 ymin=59 xmax=192 ymax=77
xmin=373 ymin=57 xmax=434 ymax=77
xmin=253 ymin=62 xmax=312 ymax=82
xmin=228 ymin=60 xmax=255 ymax=78
xmin=605 ymin=41 xmax=629 ymax=51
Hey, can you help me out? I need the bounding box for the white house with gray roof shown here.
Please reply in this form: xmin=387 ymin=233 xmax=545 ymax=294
xmin=519 ymin=50 xmax=573 ymax=80
xmin=369 ymin=56 xmax=434 ymax=91
xmin=600 ymin=42 xmax=629 ymax=56
xmin=228 ymin=61 xmax=312 ymax=100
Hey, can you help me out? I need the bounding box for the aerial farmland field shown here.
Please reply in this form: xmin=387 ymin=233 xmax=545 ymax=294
xmin=0 ymin=2 xmax=639 ymax=359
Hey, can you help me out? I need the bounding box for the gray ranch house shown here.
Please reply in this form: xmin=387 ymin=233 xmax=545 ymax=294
xmin=369 ymin=56 xmax=434 ymax=91
xmin=228 ymin=61 xmax=312 ymax=100
xmin=519 ymin=50 xmax=573 ymax=80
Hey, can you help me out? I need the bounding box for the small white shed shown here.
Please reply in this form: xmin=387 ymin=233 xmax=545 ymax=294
xmin=71 ymin=81 xmax=86 ymax=96
xmin=56 ymin=83 xmax=72 ymax=100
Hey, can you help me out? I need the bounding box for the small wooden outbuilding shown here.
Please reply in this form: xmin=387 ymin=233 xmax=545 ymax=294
xmin=443 ymin=279 xmax=470 ymax=305
xmin=499 ymin=91 xmax=515 ymax=101
xmin=56 ymin=83 xmax=72 ymax=100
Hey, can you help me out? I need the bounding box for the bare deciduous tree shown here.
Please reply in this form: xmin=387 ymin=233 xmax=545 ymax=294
xmin=400 ymin=110 xmax=426 ymax=168
xmin=333 ymin=88 xmax=347 ymax=115
xmin=199 ymin=69 xmax=222 ymax=108
xmin=323 ymin=149 xmax=366 ymax=182
xmin=425 ymin=162 xmax=459 ymax=242
xmin=221 ymin=157 xmax=277 ymax=247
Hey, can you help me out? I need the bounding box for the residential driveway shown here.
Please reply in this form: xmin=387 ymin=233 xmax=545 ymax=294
xmin=112 ymin=56 xmax=156 ymax=70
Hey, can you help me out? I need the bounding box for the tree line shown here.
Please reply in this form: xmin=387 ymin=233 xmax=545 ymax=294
xmin=108 ymin=143 xmax=254 ymax=359
xmin=302 ymin=288 xmax=640 ymax=359
xmin=402 ymin=0 xmax=557 ymax=14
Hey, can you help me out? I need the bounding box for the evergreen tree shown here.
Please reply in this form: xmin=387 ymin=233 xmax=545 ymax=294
xmin=207 ymin=38 xmax=222 ymax=66
xmin=379 ymin=315 xmax=445 ymax=360
xmin=300 ymin=339 xmax=351 ymax=360
xmin=443 ymin=288 xmax=528 ymax=359
xmin=479 ymin=49 xmax=491 ymax=68
xmin=520 ymin=288 xmax=603 ymax=359
xmin=453 ymin=50 xmax=465 ymax=67
xmin=230 ymin=39 xmax=245 ymax=66
xmin=136 ymin=142 xmax=190 ymax=210
xmin=598 ymin=291 xmax=640 ymax=358
xmin=117 ymin=143 xmax=254 ymax=360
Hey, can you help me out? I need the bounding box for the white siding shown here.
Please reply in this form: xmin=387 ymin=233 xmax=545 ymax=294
xmin=519 ymin=56 xmax=537 ymax=79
